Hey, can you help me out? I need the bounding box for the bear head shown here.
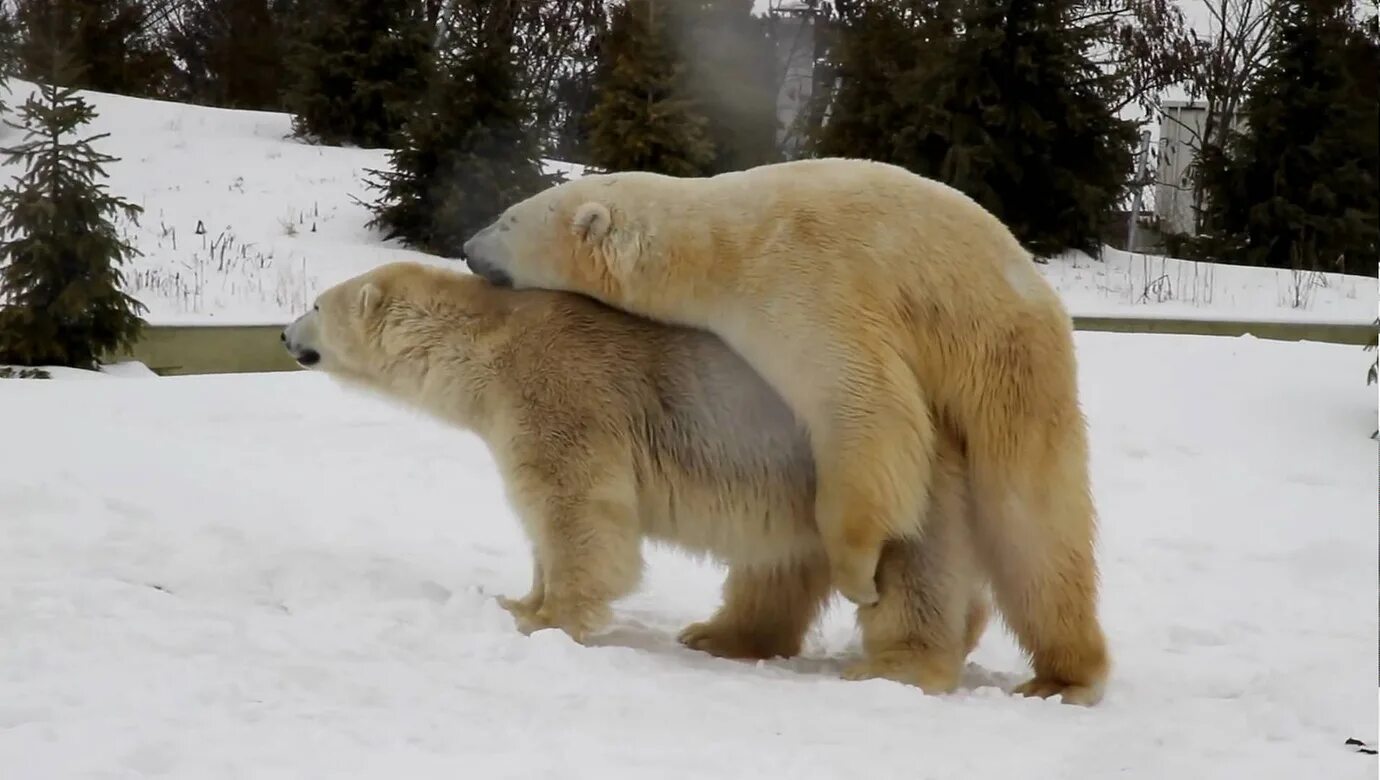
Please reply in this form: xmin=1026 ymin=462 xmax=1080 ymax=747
xmin=282 ymin=261 xmax=485 ymax=381
xmin=461 ymin=171 xmax=696 ymax=311
xmin=282 ymin=267 xmax=395 ymax=377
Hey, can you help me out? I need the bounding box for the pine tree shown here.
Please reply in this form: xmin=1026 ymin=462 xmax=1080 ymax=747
xmin=164 ymin=0 xmax=293 ymax=111
xmin=512 ymin=0 xmax=608 ymax=159
xmin=0 ymin=51 xmax=147 ymax=370
xmin=547 ymin=40 xmax=603 ymax=165
xmin=1197 ymin=1 xmax=1378 ymax=277
xmin=541 ymin=4 xmax=608 ymax=165
xmin=365 ymin=0 xmax=556 ymax=256
xmin=586 ymin=0 xmax=715 ymax=176
xmin=11 ymin=0 xmax=171 ymax=98
xmin=813 ymin=2 xmax=959 ymax=170
xmin=671 ymin=0 xmax=780 ymax=172
xmin=934 ymin=0 xmax=1135 ymax=257
xmin=817 ymin=0 xmax=1136 ymax=258
xmin=0 ymin=8 xmax=16 ymax=115
xmin=283 ymin=0 xmax=432 ymax=147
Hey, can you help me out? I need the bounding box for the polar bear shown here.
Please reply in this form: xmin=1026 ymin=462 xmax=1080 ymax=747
xmin=459 ymin=157 xmax=1109 ymax=705
xmin=282 ymin=261 xmax=990 ymax=694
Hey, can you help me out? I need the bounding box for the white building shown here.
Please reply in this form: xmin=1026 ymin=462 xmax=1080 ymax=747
xmin=1154 ymin=98 xmax=1248 ymax=236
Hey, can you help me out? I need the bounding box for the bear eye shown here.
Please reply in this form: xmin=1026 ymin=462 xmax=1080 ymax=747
xmin=313 ymin=303 xmax=319 ymax=311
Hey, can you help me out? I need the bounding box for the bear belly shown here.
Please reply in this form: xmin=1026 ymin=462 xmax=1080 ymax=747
xmin=633 ymin=466 xmax=820 ymax=569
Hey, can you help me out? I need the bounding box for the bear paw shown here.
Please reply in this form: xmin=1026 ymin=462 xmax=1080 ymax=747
xmin=1012 ymin=676 xmax=1104 ymax=707
xmin=841 ymin=653 xmax=961 ymax=695
xmin=677 ymin=621 xmax=801 ymax=660
xmin=828 ymin=555 xmax=881 ymax=607
xmin=497 ymin=592 xmax=543 ymax=618
xmin=501 ymin=598 xmax=608 ymax=645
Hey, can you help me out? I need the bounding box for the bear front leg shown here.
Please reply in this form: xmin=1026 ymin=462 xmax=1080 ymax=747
xmin=809 ymin=361 xmax=937 ymax=607
xmin=678 ymin=555 xmax=832 ymax=660
xmin=497 ymin=559 xmax=545 ymax=622
xmin=509 ymin=497 xmax=644 ymax=645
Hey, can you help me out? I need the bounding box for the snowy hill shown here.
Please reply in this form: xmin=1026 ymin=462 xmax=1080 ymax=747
xmin=1 ymin=331 xmax=1376 ymax=777
xmin=0 ymin=78 xmax=1373 ymax=326
xmin=0 ymin=79 xmax=582 ymax=325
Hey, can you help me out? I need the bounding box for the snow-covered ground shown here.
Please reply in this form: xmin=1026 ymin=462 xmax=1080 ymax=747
xmin=1046 ymin=247 xmax=1376 ymax=324
xmin=0 ymin=78 xmax=1374 ymax=327
xmin=1 ymin=331 xmax=1375 ymax=778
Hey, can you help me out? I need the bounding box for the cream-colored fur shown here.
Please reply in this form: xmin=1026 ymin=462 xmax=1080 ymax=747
xmin=282 ymin=261 xmax=988 ymax=695
xmin=461 ymin=157 xmax=1109 ymax=706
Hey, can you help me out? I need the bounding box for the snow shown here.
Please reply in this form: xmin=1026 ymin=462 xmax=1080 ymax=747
xmin=0 ymin=360 xmax=160 ymax=381
xmin=1 ymin=331 xmax=1375 ymax=778
xmin=1046 ymin=247 xmax=1376 ymax=324
xmin=0 ymin=78 xmax=1373 ymax=328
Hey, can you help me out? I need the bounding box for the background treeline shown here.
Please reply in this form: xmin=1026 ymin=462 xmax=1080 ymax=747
xmin=0 ymin=0 xmax=1374 ymax=274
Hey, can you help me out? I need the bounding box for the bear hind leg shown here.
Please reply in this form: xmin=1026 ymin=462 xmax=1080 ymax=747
xmin=844 ymin=452 xmax=984 ymax=696
xmin=679 ymin=555 xmax=832 ymax=660
xmin=971 ymin=467 xmax=1109 ymax=707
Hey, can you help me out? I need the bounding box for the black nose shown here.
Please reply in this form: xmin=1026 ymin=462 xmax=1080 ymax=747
xmin=295 ymin=349 xmax=320 ymax=367
xmin=280 ymin=330 xmax=286 ymax=342
xmin=465 ymin=255 xmax=513 ymax=288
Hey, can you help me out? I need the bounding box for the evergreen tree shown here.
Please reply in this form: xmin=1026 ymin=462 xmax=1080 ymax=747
xmin=365 ymin=0 xmax=556 ymax=256
xmin=1197 ymin=1 xmax=1378 ymax=277
xmin=513 ymin=0 xmax=608 ymax=158
xmin=671 ymin=0 xmax=780 ymax=172
xmin=813 ymin=2 xmax=960 ymax=171
xmin=547 ymin=35 xmax=604 ymax=165
xmin=585 ymin=0 xmax=715 ymax=175
xmin=0 ymin=8 xmax=17 ymax=115
xmin=539 ymin=2 xmax=609 ymax=164
xmin=164 ymin=0 xmax=293 ymax=110
xmin=0 ymin=7 xmax=17 ymax=72
xmin=933 ymin=0 xmax=1137 ymax=257
xmin=11 ymin=0 xmax=171 ymax=98
xmin=0 ymin=51 xmax=147 ymax=370
xmin=816 ymin=0 xmax=1136 ymax=258
xmin=284 ymin=0 xmax=432 ymax=147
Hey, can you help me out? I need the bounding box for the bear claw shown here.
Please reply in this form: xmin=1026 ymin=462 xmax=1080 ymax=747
xmin=1012 ymin=676 xmax=1105 ymax=707
xmin=841 ymin=655 xmax=961 ymax=695
xmin=677 ymin=621 xmax=800 ymax=660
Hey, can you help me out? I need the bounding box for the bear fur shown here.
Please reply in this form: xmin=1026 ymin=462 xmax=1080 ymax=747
xmin=282 ymin=261 xmax=990 ymax=694
xmin=460 ymin=157 xmax=1110 ymax=706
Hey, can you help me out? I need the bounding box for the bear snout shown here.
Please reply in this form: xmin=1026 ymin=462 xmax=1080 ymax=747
xmin=462 ymin=245 xmax=512 ymax=289
xmin=280 ymin=330 xmax=320 ymax=367
xmin=460 ymin=224 xmax=514 ymax=288
xmin=467 ymin=257 xmax=513 ymax=288
xmin=281 ymin=317 xmax=322 ymax=367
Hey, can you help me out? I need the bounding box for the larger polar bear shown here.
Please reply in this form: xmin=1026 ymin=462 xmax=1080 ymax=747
xmin=461 ymin=157 xmax=1109 ymax=705
xmin=282 ymin=261 xmax=990 ymax=694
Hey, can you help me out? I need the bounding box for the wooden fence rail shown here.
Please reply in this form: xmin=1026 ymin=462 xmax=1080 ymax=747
xmin=106 ymin=317 xmax=1377 ymax=377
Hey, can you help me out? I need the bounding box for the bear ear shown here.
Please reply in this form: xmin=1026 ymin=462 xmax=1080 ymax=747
xmin=357 ymin=282 xmax=383 ymax=315
xmin=571 ymin=202 xmax=612 ymax=243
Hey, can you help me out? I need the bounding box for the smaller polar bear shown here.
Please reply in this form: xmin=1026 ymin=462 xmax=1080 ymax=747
xmin=283 ymin=261 xmax=989 ymax=694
